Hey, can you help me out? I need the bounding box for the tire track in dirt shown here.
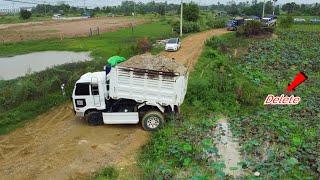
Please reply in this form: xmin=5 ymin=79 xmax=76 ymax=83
xmin=0 ymin=28 xmax=228 ymax=179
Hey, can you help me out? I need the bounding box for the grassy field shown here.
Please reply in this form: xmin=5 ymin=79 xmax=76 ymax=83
xmin=0 ymin=14 xmax=52 ymax=24
xmin=139 ymin=24 xmax=320 ymax=179
xmin=0 ymin=21 xmax=173 ymax=134
xmin=291 ymin=24 xmax=320 ymax=31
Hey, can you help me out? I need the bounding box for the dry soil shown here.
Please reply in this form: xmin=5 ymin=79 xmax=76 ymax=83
xmin=0 ymin=17 xmax=145 ymax=42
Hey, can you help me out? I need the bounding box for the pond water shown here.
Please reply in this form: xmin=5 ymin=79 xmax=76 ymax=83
xmin=0 ymin=51 xmax=92 ymax=80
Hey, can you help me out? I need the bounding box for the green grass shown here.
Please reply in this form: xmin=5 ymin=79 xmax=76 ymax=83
xmin=94 ymin=166 xmax=119 ymax=180
xmin=291 ymin=24 xmax=320 ymax=31
xmin=139 ymin=25 xmax=320 ymax=179
xmin=0 ymin=15 xmax=51 ymax=24
xmin=0 ymin=21 xmax=173 ymax=135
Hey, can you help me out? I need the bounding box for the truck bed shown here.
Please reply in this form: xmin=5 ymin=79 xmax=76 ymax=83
xmin=109 ymin=66 xmax=188 ymax=107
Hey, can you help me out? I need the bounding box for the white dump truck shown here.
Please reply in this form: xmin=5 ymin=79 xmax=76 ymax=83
xmin=71 ymin=54 xmax=188 ymax=131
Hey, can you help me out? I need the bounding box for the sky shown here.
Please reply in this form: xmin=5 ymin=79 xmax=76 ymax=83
xmin=0 ymin=0 xmax=319 ymax=9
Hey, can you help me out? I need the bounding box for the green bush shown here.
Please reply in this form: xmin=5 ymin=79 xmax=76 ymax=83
xmin=137 ymin=37 xmax=152 ymax=53
xmin=236 ymin=20 xmax=266 ymax=37
xmin=20 ymin=10 xmax=32 ymax=20
xmin=279 ymin=15 xmax=294 ymax=28
xmin=172 ymin=21 xmax=200 ymax=34
xmin=95 ymin=166 xmax=119 ymax=180
xmin=206 ymin=18 xmax=227 ymax=29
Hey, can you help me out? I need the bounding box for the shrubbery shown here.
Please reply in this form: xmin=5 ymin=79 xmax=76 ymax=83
xmin=206 ymin=18 xmax=227 ymax=29
xmin=20 ymin=10 xmax=32 ymax=20
xmin=236 ymin=20 xmax=263 ymax=37
xmin=236 ymin=20 xmax=274 ymax=37
xmin=279 ymin=15 xmax=294 ymax=28
xmin=137 ymin=37 xmax=152 ymax=53
xmin=172 ymin=21 xmax=200 ymax=34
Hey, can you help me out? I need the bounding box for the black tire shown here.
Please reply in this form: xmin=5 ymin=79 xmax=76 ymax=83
xmin=86 ymin=111 xmax=103 ymax=126
xmin=141 ymin=111 xmax=164 ymax=131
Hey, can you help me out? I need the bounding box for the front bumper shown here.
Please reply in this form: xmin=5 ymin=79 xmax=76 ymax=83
xmin=76 ymin=111 xmax=85 ymax=117
xmin=165 ymin=47 xmax=177 ymax=51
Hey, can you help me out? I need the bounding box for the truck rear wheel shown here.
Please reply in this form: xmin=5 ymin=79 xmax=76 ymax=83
xmin=141 ymin=111 xmax=164 ymax=131
xmin=87 ymin=111 xmax=103 ymax=126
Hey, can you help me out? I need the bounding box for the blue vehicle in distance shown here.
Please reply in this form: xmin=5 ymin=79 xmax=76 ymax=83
xmin=227 ymin=17 xmax=245 ymax=31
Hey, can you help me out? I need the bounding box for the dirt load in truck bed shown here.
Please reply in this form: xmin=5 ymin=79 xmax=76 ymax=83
xmin=119 ymin=54 xmax=187 ymax=75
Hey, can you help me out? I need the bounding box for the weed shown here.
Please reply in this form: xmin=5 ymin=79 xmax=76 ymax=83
xmin=95 ymin=166 xmax=119 ymax=180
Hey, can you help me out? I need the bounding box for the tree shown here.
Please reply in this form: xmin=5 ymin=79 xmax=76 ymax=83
xmin=282 ymin=2 xmax=300 ymax=14
xmin=226 ymin=2 xmax=239 ymax=16
xmin=183 ymin=2 xmax=200 ymax=22
xmin=121 ymin=1 xmax=134 ymax=16
xmin=157 ymin=3 xmax=165 ymax=16
xmin=20 ymin=10 xmax=32 ymax=20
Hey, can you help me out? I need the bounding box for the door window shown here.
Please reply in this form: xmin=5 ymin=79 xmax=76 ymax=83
xmin=91 ymin=84 xmax=99 ymax=95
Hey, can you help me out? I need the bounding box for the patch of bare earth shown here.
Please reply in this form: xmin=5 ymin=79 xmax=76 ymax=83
xmin=0 ymin=17 xmax=146 ymax=42
xmin=0 ymin=104 xmax=149 ymax=179
xmin=214 ymin=118 xmax=243 ymax=177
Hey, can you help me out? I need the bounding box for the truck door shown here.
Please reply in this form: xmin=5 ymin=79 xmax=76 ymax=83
xmin=91 ymin=78 xmax=101 ymax=107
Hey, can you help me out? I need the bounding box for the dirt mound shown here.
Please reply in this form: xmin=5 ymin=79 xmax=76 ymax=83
xmin=119 ymin=54 xmax=187 ymax=75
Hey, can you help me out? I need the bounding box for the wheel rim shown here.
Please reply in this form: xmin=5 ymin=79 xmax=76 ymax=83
xmin=146 ymin=116 xmax=160 ymax=129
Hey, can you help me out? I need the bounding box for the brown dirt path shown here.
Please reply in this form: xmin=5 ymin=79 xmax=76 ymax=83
xmin=161 ymin=28 xmax=228 ymax=70
xmin=0 ymin=28 xmax=228 ymax=180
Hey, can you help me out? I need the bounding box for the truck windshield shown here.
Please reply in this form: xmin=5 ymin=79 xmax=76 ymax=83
xmin=75 ymin=83 xmax=90 ymax=95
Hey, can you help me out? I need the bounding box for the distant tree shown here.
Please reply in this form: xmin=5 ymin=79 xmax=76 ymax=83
xmin=183 ymin=2 xmax=200 ymax=22
xmin=121 ymin=1 xmax=134 ymax=16
xmin=282 ymin=2 xmax=300 ymax=14
xmin=20 ymin=10 xmax=32 ymax=19
xmin=157 ymin=3 xmax=165 ymax=16
xmin=227 ymin=3 xmax=239 ymax=16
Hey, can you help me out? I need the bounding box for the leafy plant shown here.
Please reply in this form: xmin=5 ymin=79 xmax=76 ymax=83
xmin=172 ymin=20 xmax=200 ymax=34
xmin=95 ymin=166 xmax=119 ymax=180
xmin=20 ymin=10 xmax=32 ymax=20
xmin=279 ymin=15 xmax=294 ymax=28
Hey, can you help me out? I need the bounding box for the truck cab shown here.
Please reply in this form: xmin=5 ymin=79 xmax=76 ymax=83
xmin=72 ymin=72 xmax=107 ymax=117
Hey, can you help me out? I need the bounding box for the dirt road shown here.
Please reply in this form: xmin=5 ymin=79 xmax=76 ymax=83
xmin=0 ymin=28 xmax=228 ymax=179
xmin=161 ymin=28 xmax=228 ymax=69
xmin=0 ymin=17 xmax=145 ymax=42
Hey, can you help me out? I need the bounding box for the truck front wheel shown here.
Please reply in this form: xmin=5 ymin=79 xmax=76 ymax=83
xmin=142 ymin=111 xmax=164 ymax=131
xmin=87 ymin=111 xmax=103 ymax=126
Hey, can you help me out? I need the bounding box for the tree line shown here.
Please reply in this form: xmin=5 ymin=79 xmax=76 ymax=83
xmin=30 ymin=1 xmax=320 ymax=17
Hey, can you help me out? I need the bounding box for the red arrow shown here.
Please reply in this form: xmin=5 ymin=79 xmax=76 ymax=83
xmin=287 ymin=72 xmax=308 ymax=92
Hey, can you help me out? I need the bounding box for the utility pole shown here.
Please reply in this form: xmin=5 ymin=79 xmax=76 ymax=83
xmin=44 ymin=1 xmax=47 ymax=16
xmin=180 ymin=0 xmax=183 ymax=37
xmin=262 ymin=0 xmax=266 ymax=18
xmin=272 ymin=0 xmax=277 ymax=15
